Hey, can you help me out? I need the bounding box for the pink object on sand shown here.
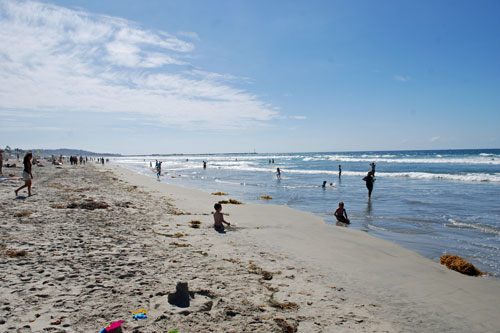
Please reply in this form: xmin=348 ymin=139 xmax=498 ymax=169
xmin=106 ymin=320 xmax=123 ymax=331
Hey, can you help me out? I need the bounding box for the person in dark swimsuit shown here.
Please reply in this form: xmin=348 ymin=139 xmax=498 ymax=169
xmin=334 ymin=202 xmax=350 ymax=223
xmin=15 ymin=152 xmax=33 ymax=197
xmin=362 ymin=171 xmax=375 ymax=198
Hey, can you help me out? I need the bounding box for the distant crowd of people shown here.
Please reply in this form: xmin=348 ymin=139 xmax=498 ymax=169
xmin=8 ymin=152 xmax=109 ymax=197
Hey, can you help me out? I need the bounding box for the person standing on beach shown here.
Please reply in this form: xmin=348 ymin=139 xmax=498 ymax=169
xmin=370 ymin=162 xmax=376 ymax=176
xmin=276 ymin=167 xmax=281 ymax=180
xmin=157 ymin=161 xmax=162 ymax=179
xmin=362 ymin=171 xmax=375 ymax=198
xmin=338 ymin=164 xmax=341 ymax=178
xmin=15 ymin=152 xmax=33 ymax=197
xmin=0 ymin=149 xmax=4 ymax=174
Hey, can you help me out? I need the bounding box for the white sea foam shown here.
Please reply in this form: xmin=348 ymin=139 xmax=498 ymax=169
xmin=447 ymin=219 xmax=500 ymax=236
xmin=323 ymin=155 xmax=500 ymax=165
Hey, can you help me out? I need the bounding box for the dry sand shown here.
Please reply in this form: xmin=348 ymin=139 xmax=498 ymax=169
xmin=1 ymin=163 xmax=499 ymax=332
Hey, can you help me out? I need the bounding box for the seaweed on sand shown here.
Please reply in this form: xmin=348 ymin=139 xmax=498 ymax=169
xmin=440 ymin=254 xmax=484 ymax=276
xmin=268 ymin=293 xmax=299 ymax=310
xmin=211 ymin=192 xmax=228 ymax=196
xmin=189 ymin=220 xmax=202 ymax=229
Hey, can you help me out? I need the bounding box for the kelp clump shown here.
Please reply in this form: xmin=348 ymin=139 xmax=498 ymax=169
xmin=440 ymin=254 xmax=484 ymax=276
xmin=218 ymin=199 xmax=243 ymax=205
xmin=189 ymin=220 xmax=202 ymax=229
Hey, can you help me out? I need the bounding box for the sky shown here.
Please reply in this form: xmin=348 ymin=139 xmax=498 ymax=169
xmin=1 ymin=0 xmax=499 ymax=154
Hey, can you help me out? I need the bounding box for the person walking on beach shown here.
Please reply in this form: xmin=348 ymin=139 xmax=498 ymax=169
xmin=362 ymin=171 xmax=375 ymax=198
xmin=156 ymin=161 xmax=162 ymax=179
xmin=213 ymin=203 xmax=231 ymax=232
xmin=338 ymin=164 xmax=341 ymax=178
xmin=276 ymin=167 xmax=281 ymax=180
xmin=334 ymin=202 xmax=350 ymax=223
xmin=370 ymin=162 xmax=376 ymax=176
xmin=15 ymin=152 xmax=33 ymax=197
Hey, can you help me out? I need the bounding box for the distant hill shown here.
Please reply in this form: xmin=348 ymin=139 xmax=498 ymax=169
xmin=30 ymin=148 xmax=120 ymax=157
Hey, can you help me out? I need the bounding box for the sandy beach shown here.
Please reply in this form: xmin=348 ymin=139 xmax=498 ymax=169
xmin=1 ymin=162 xmax=499 ymax=333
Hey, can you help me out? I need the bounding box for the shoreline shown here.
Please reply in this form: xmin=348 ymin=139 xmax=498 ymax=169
xmin=1 ymin=163 xmax=499 ymax=332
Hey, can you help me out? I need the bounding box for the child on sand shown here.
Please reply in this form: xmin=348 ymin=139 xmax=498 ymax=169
xmin=334 ymin=202 xmax=350 ymax=223
xmin=213 ymin=203 xmax=231 ymax=232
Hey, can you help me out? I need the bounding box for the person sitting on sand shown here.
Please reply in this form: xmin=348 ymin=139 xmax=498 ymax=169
xmin=213 ymin=203 xmax=231 ymax=232
xmin=15 ymin=152 xmax=33 ymax=197
xmin=334 ymin=202 xmax=350 ymax=223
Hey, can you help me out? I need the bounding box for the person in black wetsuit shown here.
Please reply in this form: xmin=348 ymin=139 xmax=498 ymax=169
xmin=362 ymin=171 xmax=375 ymax=198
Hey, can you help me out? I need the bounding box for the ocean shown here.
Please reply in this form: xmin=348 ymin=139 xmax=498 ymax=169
xmin=110 ymin=149 xmax=500 ymax=278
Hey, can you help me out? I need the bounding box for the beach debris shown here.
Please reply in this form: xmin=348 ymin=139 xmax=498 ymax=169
xmin=67 ymin=200 xmax=109 ymax=210
xmin=268 ymin=293 xmax=299 ymax=310
xmin=274 ymin=317 xmax=298 ymax=332
xmin=14 ymin=211 xmax=32 ymax=217
xmin=170 ymin=242 xmax=191 ymax=247
xmin=211 ymin=192 xmax=228 ymax=196
xmin=73 ymin=187 xmax=98 ymax=192
xmin=153 ymin=230 xmax=184 ymax=238
xmin=99 ymin=320 xmax=123 ymax=333
xmin=189 ymin=220 xmax=202 ymax=228
xmin=115 ymin=201 xmax=133 ymax=208
xmin=260 ymin=195 xmax=273 ymax=200
xmin=5 ymin=249 xmax=27 ymax=258
xmin=218 ymin=199 xmax=243 ymax=205
xmin=169 ymin=208 xmax=192 ymax=215
xmin=168 ymin=282 xmax=194 ymax=308
xmin=440 ymin=254 xmax=484 ymax=276
xmin=248 ymin=262 xmax=274 ymax=280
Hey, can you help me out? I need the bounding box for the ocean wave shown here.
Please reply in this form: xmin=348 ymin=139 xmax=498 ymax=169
xmin=446 ymin=219 xmax=500 ymax=236
xmin=323 ymin=155 xmax=500 ymax=165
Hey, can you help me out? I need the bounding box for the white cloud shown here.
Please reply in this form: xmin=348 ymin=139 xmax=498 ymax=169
xmin=0 ymin=0 xmax=278 ymax=130
xmin=430 ymin=136 xmax=440 ymax=142
xmin=394 ymin=74 xmax=411 ymax=82
xmin=177 ymin=31 xmax=200 ymax=40
xmin=292 ymin=116 xmax=307 ymax=120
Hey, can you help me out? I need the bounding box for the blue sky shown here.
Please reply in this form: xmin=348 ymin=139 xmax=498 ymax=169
xmin=1 ymin=0 xmax=499 ymax=154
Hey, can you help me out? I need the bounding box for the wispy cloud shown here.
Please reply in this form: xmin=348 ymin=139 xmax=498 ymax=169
xmin=291 ymin=116 xmax=307 ymax=120
xmin=0 ymin=0 xmax=278 ymax=130
xmin=393 ymin=74 xmax=411 ymax=82
xmin=430 ymin=136 xmax=440 ymax=142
